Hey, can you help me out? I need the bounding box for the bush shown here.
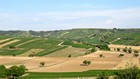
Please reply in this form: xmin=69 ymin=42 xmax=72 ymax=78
xmin=6 ymin=65 xmax=27 ymax=79
xmin=123 ymin=47 xmax=127 ymax=53
xmin=68 ymin=54 xmax=71 ymax=58
xmin=40 ymin=62 xmax=45 ymax=67
xmin=90 ymin=48 xmax=96 ymax=52
xmin=133 ymin=53 xmax=139 ymax=57
xmin=96 ymin=72 xmax=109 ymax=79
xmin=99 ymin=54 xmax=104 ymax=58
xmin=128 ymin=49 xmax=132 ymax=53
xmin=13 ymin=54 xmax=16 ymax=57
xmin=29 ymin=54 xmax=34 ymax=57
xmin=0 ymin=65 xmax=7 ymax=78
xmin=96 ymin=44 xmax=110 ymax=51
xmin=82 ymin=60 xmax=91 ymax=66
xmin=134 ymin=50 xmax=139 ymax=53
xmin=9 ymin=45 xmax=16 ymax=49
xmin=117 ymin=48 xmax=120 ymax=51
xmin=118 ymin=54 xmax=124 ymax=57
xmin=114 ymin=65 xmax=140 ymax=79
xmin=136 ymin=74 xmax=140 ymax=79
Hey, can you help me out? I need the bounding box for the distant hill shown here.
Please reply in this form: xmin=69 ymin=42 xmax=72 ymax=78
xmin=0 ymin=28 xmax=140 ymax=46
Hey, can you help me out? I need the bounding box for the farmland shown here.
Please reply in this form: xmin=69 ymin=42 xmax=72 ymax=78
xmin=0 ymin=28 xmax=140 ymax=78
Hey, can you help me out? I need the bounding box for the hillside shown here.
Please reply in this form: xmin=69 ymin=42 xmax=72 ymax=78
xmin=0 ymin=28 xmax=140 ymax=46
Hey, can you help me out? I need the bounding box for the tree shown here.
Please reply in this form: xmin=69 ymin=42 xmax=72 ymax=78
xmin=133 ymin=53 xmax=139 ymax=57
xmin=117 ymin=48 xmax=120 ymax=51
xmin=96 ymin=72 xmax=109 ymax=79
xmin=0 ymin=65 xmax=7 ymax=78
xmin=128 ymin=48 xmax=132 ymax=53
xmin=83 ymin=60 xmax=88 ymax=66
xmin=40 ymin=62 xmax=45 ymax=67
xmin=99 ymin=54 xmax=104 ymax=58
xmin=118 ymin=54 xmax=124 ymax=57
xmin=9 ymin=45 xmax=16 ymax=49
xmin=87 ymin=61 xmax=91 ymax=65
xmin=13 ymin=54 xmax=16 ymax=57
xmin=114 ymin=65 xmax=140 ymax=79
xmin=123 ymin=47 xmax=127 ymax=53
xmin=29 ymin=54 xmax=34 ymax=57
xmin=90 ymin=48 xmax=96 ymax=52
xmin=82 ymin=60 xmax=91 ymax=66
xmin=96 ymin=44 xmax=110 ymax=51
xmin=6 ymin=65 xmax=27 ymax=79
xmin=68 ymin=54 xmax=71 ymax=58
xmin=128 ymin=49 xmax=132 ymax=53
xmin=134 ymin=50 xmax=139 ymax=53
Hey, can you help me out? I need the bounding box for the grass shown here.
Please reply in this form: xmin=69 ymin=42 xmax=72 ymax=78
xmin=35 ymin=46 xmax=68 ymax=56
xmin=62 ymin=40 xmax=91 ymax=49
xmin=0 ymin=37 xmax=66 ymax=56
xmin=47 ymin=46 xmax=88 ymax=57
xmin=0 ymin=49 xmax=28 ymax=56
xmin=19 ymin=70 xmax=117 ymax=79
xmin=4 ymin=37 xmax=36 ymax=48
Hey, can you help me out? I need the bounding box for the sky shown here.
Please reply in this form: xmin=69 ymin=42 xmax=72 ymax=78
xmin=0 ymin=0 xmax=140 ymax=31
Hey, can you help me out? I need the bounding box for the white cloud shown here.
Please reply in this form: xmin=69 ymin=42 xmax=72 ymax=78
xmin=0 ymin=7 xmax=140 ymax=30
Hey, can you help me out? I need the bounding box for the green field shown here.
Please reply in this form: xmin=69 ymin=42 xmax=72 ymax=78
xmin=19 ymin=70 xmax=117 ymax=79
xmin=0 ymin=29 xmax=140 ymax=56
xmin=0 ymin=37 xmax=67 ymax=56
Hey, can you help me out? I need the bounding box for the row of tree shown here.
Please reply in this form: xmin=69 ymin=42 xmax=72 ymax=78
xmin=115 ymin=47 xmax=139 ymax=54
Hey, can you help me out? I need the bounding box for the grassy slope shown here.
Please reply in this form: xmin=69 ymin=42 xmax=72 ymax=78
xmin=19 ymin=70 xmax=116 ymax=79
xmin=0 ymin=37 xmax=67 ymax=56
xmin=46 ymin=29 xmax=140 ymax=45
xmin=18 ymin=38 xmax=67 ymax=56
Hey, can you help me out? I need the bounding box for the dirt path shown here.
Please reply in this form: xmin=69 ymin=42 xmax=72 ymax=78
xmin=31 ymin=51 xmax=122 ymax=72
xmin=110 ymin=38 xmax=121 ymax=43
xmin=0 ymin=40 xmax=20 ymax=48
xmin=16 ymin=39 xmax=39 ymax=47
xmin=58 ymin=41 xmax=64 ymax=46
xmin=1 ymin=51 xmax=140 ymax=72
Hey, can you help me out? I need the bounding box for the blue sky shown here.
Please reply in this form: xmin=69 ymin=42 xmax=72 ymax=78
xmin=0 ymin=0 xmax=140 ymax=30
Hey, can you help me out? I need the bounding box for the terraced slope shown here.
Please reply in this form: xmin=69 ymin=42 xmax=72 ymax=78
xmin=0 ymin=29 xmax=140 ymax=45
xmin=0 ymin=37 xmax=70 ymax=56
xmin=46 ymin=46 xmax=88 ymax=57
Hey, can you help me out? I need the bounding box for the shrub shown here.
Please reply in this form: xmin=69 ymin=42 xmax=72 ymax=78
xmin=96 ymin=72 xmax=109 ymax=79
xmin=123 ymin=47 xmax=127 ymax=53
xmin=29 ymin=54 xmax=34 ymax=57
xmin=99 ymin=54 xmax=104 ymax=58
xmin=68 ymin=54 xmax=71 ymax=58
xmin=118 ymin=54 xmax=124 ymax=57
xmin=82 ymin=60 xmax=91 ymax=66
xmin=13 ymin=54 xmax=16 ymax=57
xmin=6 ymin=65 xmax=27 ymax=79
xmin=9 ymin=45 xmax=16 ymax=49
xmin=87 ymin=61 xmax=91 ymax=65
xmin=133 ymin=53 xmax=139 ymax=57
xmin=96 ymin=44 xmax=110 ymax=51
xmin=40 ymin=62 xmax=45 ymax=67
xmin=136 ymin=74 xmax=140 ymax=79
xmin=128 ymin=49 xmax=132 ymax=53
xmin=90 ymin=48 xmax=96 ymax=52
xmin=0 ymin=65 xmax=7 ymax=78
xmin=134 ymin=50 xmax=139 ymax=53
xmin=117 ymin=48 xmax=120 ymax=51
xmin=114 ymin=65 xmax=140 ymax=79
